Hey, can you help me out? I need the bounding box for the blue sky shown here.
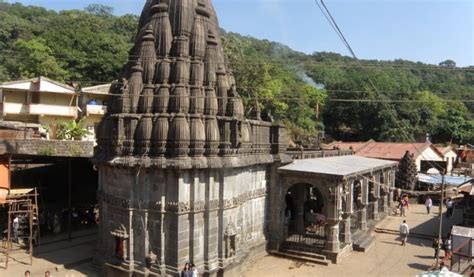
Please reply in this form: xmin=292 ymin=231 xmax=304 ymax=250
xmin=7 ymin=0 xmax=474 ymax=67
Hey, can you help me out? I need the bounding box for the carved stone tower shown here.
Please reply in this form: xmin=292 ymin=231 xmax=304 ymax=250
xmin=93 ymin=0 xmax=289 ymax=276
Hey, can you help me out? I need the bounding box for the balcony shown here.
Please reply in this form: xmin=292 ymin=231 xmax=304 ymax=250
xmin=3 ymin=103 xmax=27 ymax=115
xmin=85 ymin=104 xmax=107 ymax=116
xmin=29 ymin=104 xmax=77 ymax=117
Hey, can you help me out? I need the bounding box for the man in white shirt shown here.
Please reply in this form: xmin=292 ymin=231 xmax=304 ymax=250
xmin=445 ymin=198 xmax=454 ymax=218
xmin=13 ymin=216 xmax=19 ymax=243
xmin=425 ymin=195 xmax=433 ymax=215
xmin=399 ymin=220 xmax=409 ymax=246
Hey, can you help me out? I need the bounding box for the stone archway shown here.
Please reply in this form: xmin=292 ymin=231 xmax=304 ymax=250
xmin=279 ymin=180 xmax=332 ymax=251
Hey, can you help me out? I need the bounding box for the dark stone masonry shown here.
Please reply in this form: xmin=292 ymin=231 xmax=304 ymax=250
xmin=92 ymin=1 xmax=398 ymax=276
xmin=93 ymin=0 xmax=289 ymax=276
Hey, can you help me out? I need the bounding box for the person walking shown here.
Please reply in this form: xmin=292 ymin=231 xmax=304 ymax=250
xmin=444 ymin=235 xmax=452 ymax=258
xmin=432 ymin=237 xmax=440 ymax=259
xmin=400 ymin=196 xmax=409 ymax=217
xmin=399 ymin=220 xmax=409 ymax=246
xmin=425 ymin=195 xmax=433 ymax=215
xmin=445 ymin=198 xmax=454 ymax=218
xmin=13 ymin=216 xmax=19 ymax=243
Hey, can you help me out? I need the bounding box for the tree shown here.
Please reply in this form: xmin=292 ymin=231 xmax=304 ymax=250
xmin=439 ymin=59 xmax=456 ymax=68
xmin=396 ymin=151 xmax=418 ymax=190
xmin=84 ymin=4 xmax=114 ymax=17
xmin=8 ymin=37 xmax=68 ymax=80
xmin=434 ymin=101 xmax=474 ymax=144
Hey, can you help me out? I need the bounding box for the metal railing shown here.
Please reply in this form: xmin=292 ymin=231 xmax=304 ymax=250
xmin=287 ymin=224 xmax=326 ymax=248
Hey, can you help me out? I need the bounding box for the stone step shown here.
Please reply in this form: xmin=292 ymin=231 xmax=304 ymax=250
xmin=268 ymin=250 xmax=331 ymax=266
xmin=282 ymin=248 xmax=329 ymax=261
xmin=280 ymin=241 xmax=325 ymax=255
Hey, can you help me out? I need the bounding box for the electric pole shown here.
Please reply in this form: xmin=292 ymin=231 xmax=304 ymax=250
xmin=435 ymin=171 xmax=446 ymax=265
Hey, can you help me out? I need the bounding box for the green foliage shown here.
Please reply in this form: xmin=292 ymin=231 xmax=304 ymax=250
xmin=0 ymin=2 xmax=471 ymax=144
xmin=8 ymin=37 xmax=68 ymax=80
xmin=435 ymin=101 xmax=474 ymax=144
xmin=308 ymin=54 xmax=473 ymax=144
xmin=56 ymin=118 xmax=91 ymax=141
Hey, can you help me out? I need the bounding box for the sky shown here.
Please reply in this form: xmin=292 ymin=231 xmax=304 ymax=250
xmin=6 ymin=0 xmax=474 ymax=67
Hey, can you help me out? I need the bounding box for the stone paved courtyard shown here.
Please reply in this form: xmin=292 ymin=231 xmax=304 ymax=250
xmin=244 ymin=204 xmax=464 ymax=277
xmin=0 ymin=204 xmax=464 ymax=276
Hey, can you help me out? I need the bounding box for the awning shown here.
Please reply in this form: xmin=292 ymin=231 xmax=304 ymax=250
xmin=417 ymin=173 xmax=472 ymax=187
xmin=457 ymin=182 xmax=474 ymax=195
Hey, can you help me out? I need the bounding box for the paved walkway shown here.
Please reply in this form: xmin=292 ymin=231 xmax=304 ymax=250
xmin=0 ymin=205 xmax=464 ymax=276
xmin=244 ymin=204 xmax=464 ymax=277
xmin=0 ymin=228 xmax=98 ymax=276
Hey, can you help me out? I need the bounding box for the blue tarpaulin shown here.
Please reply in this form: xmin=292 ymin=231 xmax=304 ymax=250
xmin=417 ymin=173 xmax=473 ymax=186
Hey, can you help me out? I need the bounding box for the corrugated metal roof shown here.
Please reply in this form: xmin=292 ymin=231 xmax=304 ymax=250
xmin=278 ymin=156 xmax=397 ymax=178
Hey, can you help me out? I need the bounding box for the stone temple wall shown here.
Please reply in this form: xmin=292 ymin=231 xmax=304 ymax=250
xmin=97 ymin=164 xmax=272 ymax=275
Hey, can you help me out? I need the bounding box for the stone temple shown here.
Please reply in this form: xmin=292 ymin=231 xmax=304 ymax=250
xmin=93 ymin=0 xmax=289 ymax=275
xmin=93 ymin=0 xmax=398 ymax=276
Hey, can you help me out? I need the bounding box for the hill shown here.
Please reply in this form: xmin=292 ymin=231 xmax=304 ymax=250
xmin=0 ymin=2 xmax=472 ymax=144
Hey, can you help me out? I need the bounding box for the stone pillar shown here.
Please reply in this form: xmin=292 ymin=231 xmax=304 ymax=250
xmin=293 ymin=185 xmax=306 ymax=234
xmin=268 ymin=163 xmax=285 ymax=250
xmin=342 ymin=215 xmax=351 ymax=244
xmin=326 ymin=219 xmax=340 ymax=252
xmin=388 ymin=171 xmax=395 ymax=209
xmin=372 ymin=175 xmax=380 ymax=221
xmin=325 ymin=182 xmax=341 ymax=252
xmin=204 ymin=171 xmax=219 ymax=272
xmin=382 ymin=172 xmax=390 ymax=214
xmin=191 ymin=173 xmax=206 ymax=269
xmin=360 ymin=178 xmax=368 ymax=231
xmin=342 ymin=180 xmax=353 ymax=244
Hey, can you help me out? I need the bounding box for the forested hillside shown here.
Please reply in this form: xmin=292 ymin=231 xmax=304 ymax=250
xmin=0 ymin=2 xmax=472 ymax=144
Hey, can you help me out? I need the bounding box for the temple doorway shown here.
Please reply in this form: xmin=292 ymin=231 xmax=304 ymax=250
xmin=284 ymin=183 xmax=326 ymax=249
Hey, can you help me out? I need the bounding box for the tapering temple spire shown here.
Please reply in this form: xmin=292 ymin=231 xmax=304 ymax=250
xmin=95 ymin=0 xmax=283 ymax=167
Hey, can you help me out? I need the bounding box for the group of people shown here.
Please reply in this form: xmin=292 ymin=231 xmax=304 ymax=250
xmin=397 ymin=195 xmax=410 ymax=217
xmin=181 ymin=263 xmax=199 ymax=277
xmin=432 ymin=235 xmax=452 ymax=260
xmin=39 ymin=205 xmax=99 ymax=236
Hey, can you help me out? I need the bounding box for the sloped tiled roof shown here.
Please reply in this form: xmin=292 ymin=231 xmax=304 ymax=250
xmin=331 ymin=140 xmax=374 ymax=152
xmin=356 ymin=142 xmax=442 ymax=160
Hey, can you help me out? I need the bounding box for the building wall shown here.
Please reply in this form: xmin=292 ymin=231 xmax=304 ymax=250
xmin=4 ymin=90 xmax=27 ymax=103
xmin=38 ymin=92 xmax=75 ymax=106
xmin=415 ymin=147 xmax=444 ymax=172
xmin=443 ymin=150 xmax=457 ymax=173
xmin=97 ymin=165 xmax=269 ymax=276
xmin=39 ymin=115 xmax=75 ymax=128
xmin=83 ymin=115 xmax=102 ymax=141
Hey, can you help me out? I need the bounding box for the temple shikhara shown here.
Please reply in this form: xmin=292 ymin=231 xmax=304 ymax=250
xmin=93 ymin=0 xmax=397 ymax=276
xmin=93 ymin=0 xmax=288 ymax=275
